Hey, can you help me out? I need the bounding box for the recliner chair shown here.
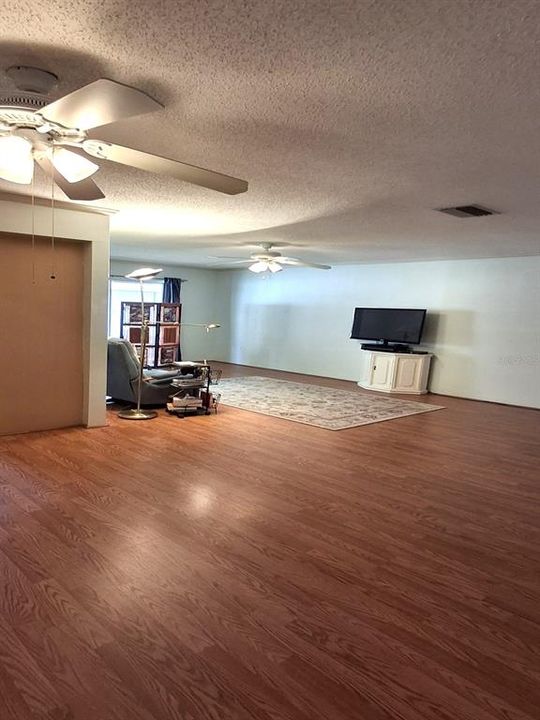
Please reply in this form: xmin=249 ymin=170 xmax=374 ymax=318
xmin=107 ymin=338 xmax=183 ymax=406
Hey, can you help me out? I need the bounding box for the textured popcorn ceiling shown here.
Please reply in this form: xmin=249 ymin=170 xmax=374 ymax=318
xmin=1 ymin=0 xmax=540 ymax=266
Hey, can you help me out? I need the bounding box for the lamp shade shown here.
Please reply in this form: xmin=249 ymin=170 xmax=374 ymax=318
xmin=125 ymin=267 xmax=163 ymax=280
xmin=51 ymin=148 xmax=99 ymax=183
xmin=248 ymin=261 xmax=269 ymax=273
xmin=0 ymin=136 xmax=34 ymax=184
xmin=248 ymin=260 xmax=282 ymax=273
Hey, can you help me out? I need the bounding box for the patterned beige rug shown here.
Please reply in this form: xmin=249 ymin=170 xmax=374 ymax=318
xmin=217 ymin=376 xmax=444 ymax=430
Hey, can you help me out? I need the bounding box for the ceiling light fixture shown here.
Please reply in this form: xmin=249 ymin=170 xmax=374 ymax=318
xmin=248 ymin=260 xmax=283 ymax=273
xmin=215 ymin=243 xmax=331 ymax=272
xmin=0 ymin=135 xmax=34 ymax=184
xmin=50 ymin=148 xmax=99 ymax=183
xmin=0 ymin=74 xmax=248 ymax=201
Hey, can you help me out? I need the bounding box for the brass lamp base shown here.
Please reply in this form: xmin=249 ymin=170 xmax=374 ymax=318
xmin=117 ymin=408 xmax=158 ymax=420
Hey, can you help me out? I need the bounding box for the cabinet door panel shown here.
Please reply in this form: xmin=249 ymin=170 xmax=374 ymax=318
xmin=370 ymin=354 xmax=394 ymax=389
xmin=394 ymin=357 xmax=421 ymax=391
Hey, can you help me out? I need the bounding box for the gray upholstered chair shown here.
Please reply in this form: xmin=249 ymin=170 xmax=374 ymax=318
xmin=107 ymin=338 xmax=182 ymax=406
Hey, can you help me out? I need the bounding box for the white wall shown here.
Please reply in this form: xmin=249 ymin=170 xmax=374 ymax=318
xmin=110 ymin=260 xmax=226 ymax=361
xmin=222 ymin=256 xmax=540 ymax=408
xmin=0 ymin=194 xmax=110 ymax=427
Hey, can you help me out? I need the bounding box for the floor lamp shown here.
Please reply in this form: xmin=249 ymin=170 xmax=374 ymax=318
xmin=179 ymin=323 xmax=220 ymax=362
xmin=118 ymin=267 xmax=163 ymax=420
xmin=180 ymin=323 xmax=221 ymax=332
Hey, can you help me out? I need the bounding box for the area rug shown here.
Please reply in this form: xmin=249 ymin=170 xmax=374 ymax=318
xmin=216 ymin=376 xmax=444 ymax=430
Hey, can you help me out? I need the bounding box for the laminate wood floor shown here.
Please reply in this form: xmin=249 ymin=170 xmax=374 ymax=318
xmin=1 ymin=363 xmax=539 ymax=720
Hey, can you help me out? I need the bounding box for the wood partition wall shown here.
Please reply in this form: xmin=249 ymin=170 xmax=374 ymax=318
xmin=0 ymin=233 xmax=85 ymax=435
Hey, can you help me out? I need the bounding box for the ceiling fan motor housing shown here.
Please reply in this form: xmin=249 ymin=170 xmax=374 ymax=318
xmin=5 ymin=66 xmax=58 ymax=95
xmin=0 ymin=92 xmax=49 ymax=112
xmin=251 ymin=250 xmax=281 ymax=260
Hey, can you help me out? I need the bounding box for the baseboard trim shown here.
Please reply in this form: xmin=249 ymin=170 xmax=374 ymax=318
xmin=209 ymin=360 xmax=539 ymax=412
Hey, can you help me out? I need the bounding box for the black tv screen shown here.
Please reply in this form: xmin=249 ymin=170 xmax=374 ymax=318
xmin=351 ymin=308 xmax=426 ymax=344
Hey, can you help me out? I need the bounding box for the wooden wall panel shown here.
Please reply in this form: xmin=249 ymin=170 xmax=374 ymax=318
xmin=0 ymin=233 xmax=85 ymax=435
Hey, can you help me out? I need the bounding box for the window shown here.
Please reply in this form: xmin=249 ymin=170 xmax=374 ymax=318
xmin=108 ymin=279 xmax=164 ymax=337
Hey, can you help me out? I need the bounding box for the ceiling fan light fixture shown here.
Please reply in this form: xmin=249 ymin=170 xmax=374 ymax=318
xmin=0 ymin=135 xmax=34 ymax=184
xmin=248 ymin=261 xmax=269 ymax=273
xmin=51 ymin=147 xmax=99 ymax=183
xmin=217 ymin=243 xmax=331 ymax=272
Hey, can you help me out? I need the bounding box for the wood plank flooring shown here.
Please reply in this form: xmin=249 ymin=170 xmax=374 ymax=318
xmin=1 ymin=362 xmax=539 ymax=720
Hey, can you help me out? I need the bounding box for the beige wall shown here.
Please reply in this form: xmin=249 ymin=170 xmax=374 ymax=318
xmin=0 ymin=234 xmax=86 ymax=435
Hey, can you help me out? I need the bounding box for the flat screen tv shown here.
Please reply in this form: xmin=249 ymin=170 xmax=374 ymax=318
xmin=350 ymin=308 xmax=426 ymax=345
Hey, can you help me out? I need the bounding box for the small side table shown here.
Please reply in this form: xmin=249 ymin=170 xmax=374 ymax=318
xmin=167 ymin=363 xmax=219 ymax=417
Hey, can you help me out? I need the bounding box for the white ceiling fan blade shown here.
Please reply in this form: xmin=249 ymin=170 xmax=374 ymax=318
xmin=209 ymin=258 xmax=253 ymax=264
xmin=35 ymin=154 xmax=105 ymax=201
xmin=38 ymin=78 xmax=162 ymax=131
xmin=279 ymin=257 xmax=332 ymax=269
xmin=83 ymin=139 xmax=248 ymax=195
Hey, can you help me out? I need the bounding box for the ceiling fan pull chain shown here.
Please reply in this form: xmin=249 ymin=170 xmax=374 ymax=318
xmin=31 ymin=169 xmax=36 ymax=285
xmin=50 ymin=151 xmax=56 ymax=280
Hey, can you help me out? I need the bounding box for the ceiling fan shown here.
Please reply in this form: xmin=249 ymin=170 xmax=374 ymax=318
xmin=0 ymin=66 xmax=248 ymax=201
xmin=211 ymin=243 xmax=332 ymax=273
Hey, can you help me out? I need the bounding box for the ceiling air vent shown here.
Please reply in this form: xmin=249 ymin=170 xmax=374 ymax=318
xmin=437 ymin=204 xmax=499 ymax=218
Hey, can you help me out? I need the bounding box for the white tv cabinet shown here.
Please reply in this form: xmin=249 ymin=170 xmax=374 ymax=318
xmin=358 ymin=351 xmax=433 ymax=394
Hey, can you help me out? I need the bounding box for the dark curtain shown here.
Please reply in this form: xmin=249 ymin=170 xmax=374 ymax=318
xmin=163 ymin=277 xmax=182 ymax=304
xmin=163 ymin=277 xmax=182 ymax=360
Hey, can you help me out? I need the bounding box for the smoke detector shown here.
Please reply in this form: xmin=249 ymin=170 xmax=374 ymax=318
xmin=437 ymin=204 xmax=499 ymax=218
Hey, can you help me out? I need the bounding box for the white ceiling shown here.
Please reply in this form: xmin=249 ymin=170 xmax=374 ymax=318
xmin=1 ymin=0 xmax=540 ymax=267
